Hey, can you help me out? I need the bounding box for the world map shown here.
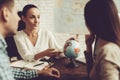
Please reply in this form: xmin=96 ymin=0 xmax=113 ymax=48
xmin=54 ymin=0 xmax=89 ymax=34
xmin=54 ymin=0 xmax=120 ymax=34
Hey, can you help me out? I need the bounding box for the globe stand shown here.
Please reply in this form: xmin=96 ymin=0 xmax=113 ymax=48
xmin=66 ymin=58 xmax=79 ymax=68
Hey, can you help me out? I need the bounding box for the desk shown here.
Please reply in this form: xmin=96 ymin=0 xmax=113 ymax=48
xmin=32 ymin=57 xmax=88 ymax=80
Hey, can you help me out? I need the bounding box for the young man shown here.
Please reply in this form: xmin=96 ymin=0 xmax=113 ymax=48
xmin=0 ymin=0 xmax=60 ymax=80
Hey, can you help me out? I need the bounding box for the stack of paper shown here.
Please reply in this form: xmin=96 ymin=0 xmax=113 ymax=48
xmin=10 ymin=60 xmax=49 ymax=70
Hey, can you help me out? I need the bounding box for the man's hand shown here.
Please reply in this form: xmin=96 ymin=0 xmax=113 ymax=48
xmin=38 ymin=68 xmax=60 ymax=78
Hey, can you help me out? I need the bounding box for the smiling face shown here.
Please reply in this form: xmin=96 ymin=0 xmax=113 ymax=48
xmin=22 ymin=8 xmax=40 ymax=31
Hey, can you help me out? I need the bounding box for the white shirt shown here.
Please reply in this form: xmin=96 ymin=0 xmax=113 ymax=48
xmin=14 ymin=29 xmax=62 ymax=61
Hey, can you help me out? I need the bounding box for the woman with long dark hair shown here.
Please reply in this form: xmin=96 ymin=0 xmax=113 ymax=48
xmin=84 ymin=0 xmax=120 ymax=80
xmin=14 ymin=4 xmax=62 ymax=62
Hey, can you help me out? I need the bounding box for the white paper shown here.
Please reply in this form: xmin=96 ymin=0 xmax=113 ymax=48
xmin=10 ymin=60 xmax=49 ymax=70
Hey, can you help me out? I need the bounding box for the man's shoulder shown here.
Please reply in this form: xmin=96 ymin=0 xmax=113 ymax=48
xmin=0 ymin=38 xmax=6 ymax=48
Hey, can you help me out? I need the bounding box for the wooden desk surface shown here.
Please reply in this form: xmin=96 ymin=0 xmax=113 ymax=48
xmin=53 ymin=57 xmax=88 ymax=80
xmin=32 ymin=57 xmax=88 ymax=80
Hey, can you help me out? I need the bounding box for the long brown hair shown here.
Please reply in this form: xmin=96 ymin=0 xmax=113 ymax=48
xmin=84 ymin=0 xmax=120 ymax=46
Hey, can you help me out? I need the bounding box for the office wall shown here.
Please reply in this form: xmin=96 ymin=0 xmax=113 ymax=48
xmin=15 ymin=0 xmax=120 ymax=31
xmin=114 ymin=0 xmax=120 ymax=13
xmin=15 ymin=0 xmax=120 ymax=51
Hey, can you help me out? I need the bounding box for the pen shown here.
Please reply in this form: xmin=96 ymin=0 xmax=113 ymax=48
xmin=33 ymin=63 xmax=44 ymax=67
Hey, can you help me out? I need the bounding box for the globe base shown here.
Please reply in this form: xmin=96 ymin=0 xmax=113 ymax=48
xmin=65 ymin=58 xmax=79 ymax=68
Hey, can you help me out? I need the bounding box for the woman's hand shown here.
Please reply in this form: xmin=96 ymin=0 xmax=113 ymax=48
xmin=35 ymin=49 xmax=62 ymax=60
xmin=38 ymin=68 xmax=60 ymax=78
xmin=85 ymin=35 xmax=95 ymax=53
xmin=43 ymin=49 xmax=62 ymax=57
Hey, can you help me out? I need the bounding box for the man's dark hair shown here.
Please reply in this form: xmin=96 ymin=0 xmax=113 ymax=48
xmin=0 ymin=0 xmax=14 ymax=10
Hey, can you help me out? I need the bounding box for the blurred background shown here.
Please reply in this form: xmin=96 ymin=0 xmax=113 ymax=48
xmin=15 ymin=0 xmax=120 ymax=52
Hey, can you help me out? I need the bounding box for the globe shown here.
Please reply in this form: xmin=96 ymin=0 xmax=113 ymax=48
xmin=64 ymin=40 xmax=81 ymax=59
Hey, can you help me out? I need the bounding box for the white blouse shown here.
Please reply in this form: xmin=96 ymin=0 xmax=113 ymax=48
xmin=14 ymin=29 xmax=62 ymax=61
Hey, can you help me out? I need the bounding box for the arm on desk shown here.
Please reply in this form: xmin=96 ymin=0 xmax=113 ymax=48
xmin=12 ymin=67 xmax=60 ymax=79
xmin=12 ymin=67 xmax=38 ymax=79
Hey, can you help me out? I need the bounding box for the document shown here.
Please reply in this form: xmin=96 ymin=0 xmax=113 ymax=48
xmin=10 ymin=60 xmax=49 ymax=70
